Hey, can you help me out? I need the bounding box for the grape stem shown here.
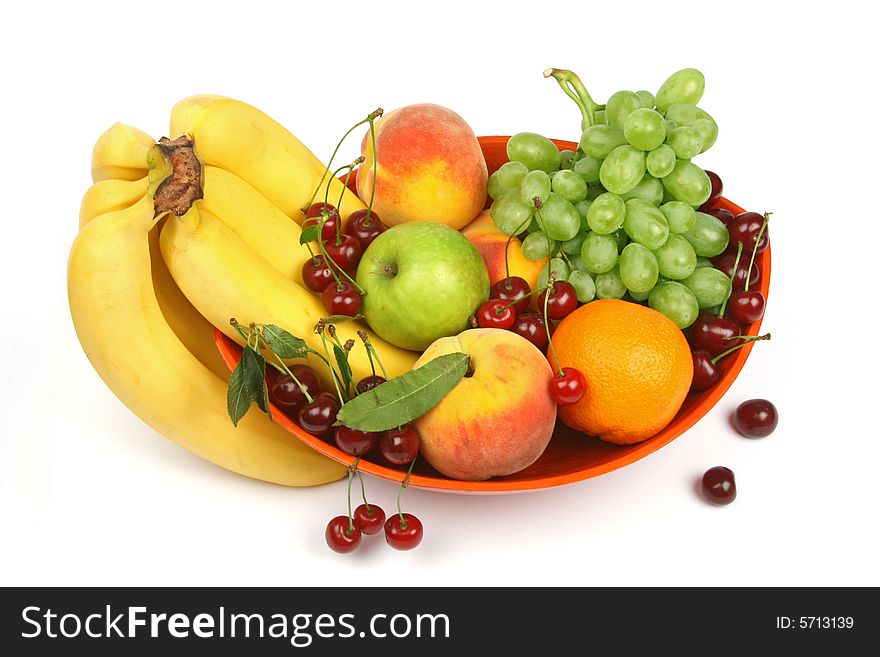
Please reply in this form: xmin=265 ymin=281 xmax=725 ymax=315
xmin=744 ymin=212 xmax=771 ymax=292
xmin=711 ymin=333 xmax=771 ymax=364
xmin=544 ymin=68 xmax=598 ymax=130
xmin=719 ymin=242 xmax=743 ymax=318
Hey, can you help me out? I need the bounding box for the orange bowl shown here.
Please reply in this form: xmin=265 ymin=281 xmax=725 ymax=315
xmin=215 ymin=136 xmax=770 ymax=493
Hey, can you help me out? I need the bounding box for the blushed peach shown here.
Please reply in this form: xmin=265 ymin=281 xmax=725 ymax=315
xmin=356 ymin=104 xmax=487 ymax=230
xmin=461 ymin=210 xmax=543 ymax=297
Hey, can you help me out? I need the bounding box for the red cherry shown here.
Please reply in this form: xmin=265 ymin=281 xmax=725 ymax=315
xmin=356 ymin=375 xmax=386 ymax=394
xmin=701 ymin=467 xmax=736 ymax=505
xmin=728 ymin=212 xmax=769 ymax=255
xmin=490 ymin=276 xmax=532 ymax=314
xmin=303 ymin=203 xmax=340 ymax=242
xmin=353 ymin=504 xmax=386 ymax=535
xmin=728 ymin=290 xmax=766 ymax=324
xmin=301 ymin=255 xmax=335 ymax=293
xmin=325 ymin=515 xmax=361 ymax=553
xmin=297 ymin=392 xmax=340 ymax=435
xmin=715 ymin=253 xmax=761 ymax=291
xmin=334 ymin=426 xmax=379 ymax=456
xmin=267 ymin=365 xmax=321 ymax=415
xmin=322 ymin=279 xmax=362 ymax=316
xmin=691 ymin=349 xmax=721 ymax=392
xmin=705 ymin=207 xmax=735 ymax=226
xmin=549 ymin=367 xmax=586 ymax=404
xmin=384 ymin=513 xmax=423 ymax=550
xmin=380 ymin=425 xmax=420 ymax=465
xmin=511 ymin=312 xmax=548 ymax=350
xmin=733 ymin=399 xmax=778 ymax=438
xmin=476 ymin=298 xmax=516 ymax=329
xmin=323 ymin=235 xmax=363 ymax=276
xmin=698 ymin=170 xmax=723 ymax=210
xmin=344 ymin=209 xmax=386 ymax=249
xmin=537 ymin=281 xmax=578 ymax=320
xmin=689 ymin=312 xmax=742 ymax=356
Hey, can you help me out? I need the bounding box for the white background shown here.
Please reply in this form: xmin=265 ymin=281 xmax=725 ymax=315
xmin=1 ymin=0 xmax=878 ymax=587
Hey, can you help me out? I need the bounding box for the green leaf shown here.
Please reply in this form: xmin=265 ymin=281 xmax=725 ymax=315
xmin=261 ymin=324 xmax=308 ymax=359
xmin=333 ymin=344 xmax=353 ymax=395
xmin=227 ymin=347 xmax=266 ymax=426
xmin=321 ymin=313 xmax=364 ymax=324
xmin=336 ymin=352 xmax=468 ymax=432
xmin=299 ymin=223 xmax=319 ymax=245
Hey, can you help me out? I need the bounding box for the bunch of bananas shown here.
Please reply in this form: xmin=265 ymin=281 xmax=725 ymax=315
xmin=70 ymin=96 xmax=419 ymax=486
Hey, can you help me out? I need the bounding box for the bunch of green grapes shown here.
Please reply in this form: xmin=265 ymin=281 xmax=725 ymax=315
xmin=487 ymin=68 xmax=732 ymax=330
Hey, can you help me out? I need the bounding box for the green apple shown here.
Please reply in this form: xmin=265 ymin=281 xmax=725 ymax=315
xmin=356 ymin=222 xmax=490 ymax=351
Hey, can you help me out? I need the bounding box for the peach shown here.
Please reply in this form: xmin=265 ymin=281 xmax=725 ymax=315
xmin=412 ymin=329 xmax=557 ymax=481
xmin=461 ymin=210 xmax=543 ymax=295
xmin=356 ymin=104 xmax=487 ymax=230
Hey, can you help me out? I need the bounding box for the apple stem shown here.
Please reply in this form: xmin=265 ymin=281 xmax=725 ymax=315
xmin=301 ymin=109 xmax=382 ymax=218
xmin=397 ymin=454 xmax=417 ymax=525
xmin=744 ymin=212 xmax=771 ymax=293
xmin=719 ymin=242 xmax=743 ymax=318
xmin=711 ymin=333 xmax=771 ymax=365
xmin=542 ymin=274 xmax=565 ymax=377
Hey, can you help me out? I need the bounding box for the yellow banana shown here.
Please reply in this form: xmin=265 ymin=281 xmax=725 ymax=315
xmin=170 ymin=95 xmax=367 ymax=223
xmin=160 ymin=203 xmax=418 ymax=390
xmin=79 ymin=176 xmax=148 ymax=228
xmin=91 ymin=123 xmax=153 ymax=182
xmin=68 ymin=195 xmax=344 ymax=486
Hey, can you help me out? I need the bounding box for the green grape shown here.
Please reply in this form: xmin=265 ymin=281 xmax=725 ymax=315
xmin=595 ymin=265 xmax=627 ymax=299
xmin=659 ymin=201 xmax=696 ymax=234
xmin=580 ymin=125 xmax=627 ymax=159
xmin=655 ymin=68 xmax=705 ymax=112
xmin=592 ymin=110 xmax=606 ymax=124
xmin=661 ymin=160 xmax=711 ymax=207
xmin=586 ymin=192 xmax=626 ymax=234
xmin=666 ymin=126 xmax=703 ymax=160
xmin=681 ymin=267 xmax=732 ymax=308
xmin=681 ymin=211 xmax=730 ymax=257
xmin=519 ymin=170 xmax=551 ymax=207
xmin=568 ymin=269 xmax=596 ymax=303
xmin=490 ymin=188 xmax=533 ymax=235
xmin=586 ymin=183 xmax=606 ymax=201
xmin=623 ymin=108 xmax=666 ymax=151
xmin=559 ymin=149 xmax=577 ymax=170
xmin=538 ymin=193 xmax=581 ymax=241
xmin=628 ymin=288 xmax=651 ymax=301
xmin=487 ymin=161 xmax=528 ymax=199
xmin=538 ymin=257 xmax=570 ymax=289
xmin=623 ymin=198 xmax=669 ymax=250
xmin=648 ymin=281 xmax=699 ymax=328
xmin=612 ymin=227 xmax=629 ymax=252
xmin=619 ymin=243 xmax=660 ymax=293
xmin=600 ymin=145 xmax=646 ymax=195
xmin=665 ymin=105 xmax=718 ymax=151
xmin=573 ymin=155 xmax=602 ymax=183
xmin=521 ymin=231 xmax=555 ymax=261
xmin=580 ymin=232 xmax=619 ymax=274
xmin=646 ymin=144 xmax=676 ymax=178
xmin=562 ymin=231 xmax=587 ymax=255
xmin=621 ymin=174 xmax=664 ymax=206
xmin=605 ymin=91 xmax=647 ymax=128
xmin=694 ymin=256 xmax=713 ymax=269
xmin=636 ymin=90 xmax=655 ymax=108
xmin=552 ymin=169 xmax=588 ymax=203
xmin=653 ymin=234 xmax=697 ymax=280
xmin=665 ymin=119 xmax=679 ymax=133
xmin=506 ymin=132 xmax=562 ymax=172
xmin=569 ymin=253 xmax=588 ymax=273
xmin=690 ymin=119 xmax=718 ymax=153
xmin=575 ymin=198 xmax=593 ymax=224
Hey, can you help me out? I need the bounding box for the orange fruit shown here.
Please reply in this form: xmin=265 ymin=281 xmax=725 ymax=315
xmin=552 ymin=299 xmax=693 ymax=444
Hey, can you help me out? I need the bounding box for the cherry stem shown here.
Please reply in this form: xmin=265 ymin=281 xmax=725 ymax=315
xmin=358 ymin=330 xmax=377 ymax=378
xmin=358 ymin=331 xmax=388 ymax=380
xmin=366 ymin=116 xmax=380 ymax=226
xmin=543 ymin=275 xmax=565 ymax=377
xmin=544 ymin=68 xmax=597 ymax=130
xmin=345 ymin=458 xmax=361 ymax=535
xmin=336 ymin=156 xmax=366 ymax=221
xmin=316 ymin=323 xmax=346 ymax=404
xmin=397 ymin=454 xmax=418 ymax=525
xmin=745 ymin=212 xmax=771 ymax=293
xmin=326 ymin=324 xmax=352 ymax=399
xmin=355 ymin=466 xmax=371 ymax=512
xmin=711 ymin=333 xmax=771 ymax=365
xmin=503 ymin=213 xmax=533 ymax=282
xmin=301 ymin=109 xmax=382 ymax=217
xmin=315 ymin=217 xmax=366 ymax=295
xmin=719 ymin=242 xmax=743 ymax=318
xmin=497 ymin=283 xmax=549 ymax=313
